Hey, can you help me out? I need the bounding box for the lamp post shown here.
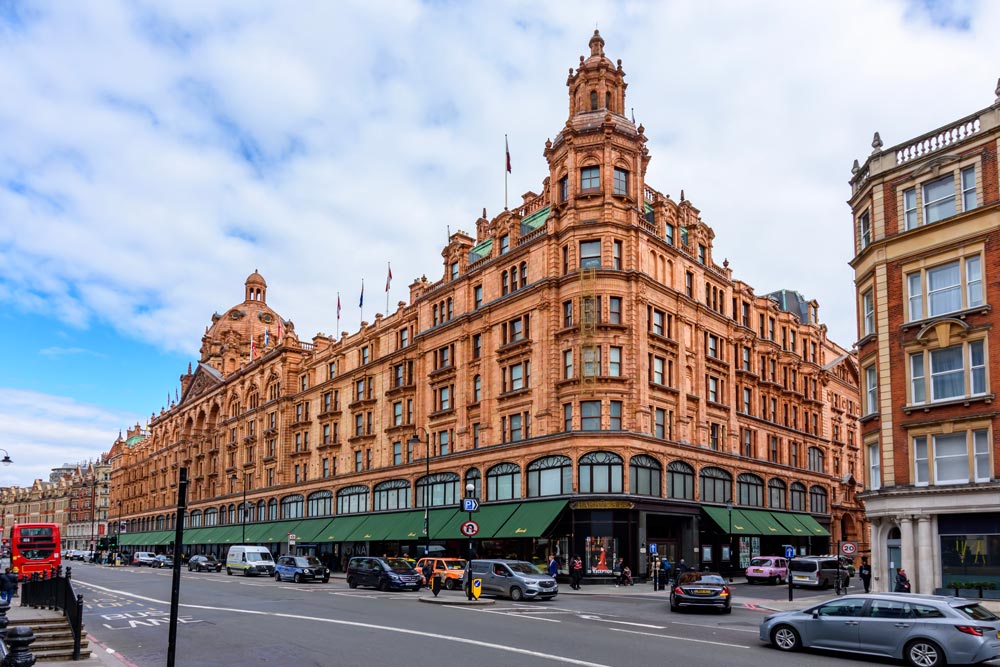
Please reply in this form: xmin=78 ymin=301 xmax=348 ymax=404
xmin=230 ymin=474 xmax=247 ymax=545
xmin=725 ymin=499 xmax=734 ymax=581
xmin=116 ymin=499 xmax=123 ymax=564
xmin=408 ymin=430 xmax=431 ymax=557
xmin=87 ymin=480 xmax=98 ymax=558
xmin=0 ymin=449 xmax=12 ymax=466
xmin=465 ymin=482 xmax=476 ymax=561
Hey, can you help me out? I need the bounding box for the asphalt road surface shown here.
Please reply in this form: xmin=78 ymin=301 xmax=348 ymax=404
xmin=65 ymin=563 xmax=987 ymax=667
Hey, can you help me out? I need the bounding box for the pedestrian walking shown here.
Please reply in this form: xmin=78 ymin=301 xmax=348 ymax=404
xmin=0 ymin=568 xmax=16 ymax=604
xmin=547 ymin=554 xmax=559 ymax=578
xmin=894 ymin=567 xmax=911 ymax=593
xmin=859 ymin=556 xmax=872 ymax=593
xmin=421 ymin=560 xmax=433 ymax=589
xmin=675 ymin=558 xmax=688 ymax=584
xmin=660 ymin=557 xmax=672 ymax=586
xmin=613 ymin=557 xmax=624 ymax=587
xmin=570 ymin=555 xmax=583 ymax=590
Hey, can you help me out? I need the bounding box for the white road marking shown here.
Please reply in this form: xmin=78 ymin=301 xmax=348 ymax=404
xmin=75 ymin=580 xmax=606 ymax=666
xmin=608 ymin=627 xmax=750 ymax=649
xmin=442 ymin=606 xmax=561 ymax=623
xmin=669 ymin=620 xmax=758 ymax=634
xmin=578 ymin=614 xmax=664 ymax=629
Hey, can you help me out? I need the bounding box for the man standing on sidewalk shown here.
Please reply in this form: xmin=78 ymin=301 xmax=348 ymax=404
xmin=859 ymin=556 xmax=872 ymax=593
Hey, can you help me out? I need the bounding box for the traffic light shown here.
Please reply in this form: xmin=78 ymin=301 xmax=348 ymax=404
xmin=98 ymin=538 xmax=108 ymax=549
xmin=108 ymin=535 xmax=117 ymax=548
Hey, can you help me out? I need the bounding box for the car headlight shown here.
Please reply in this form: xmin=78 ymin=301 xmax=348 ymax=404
xmin=388 ymin=573 xmax=401 ymax=580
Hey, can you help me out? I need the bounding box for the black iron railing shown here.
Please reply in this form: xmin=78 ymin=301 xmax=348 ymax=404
xmin=20 ymin=566 xmax=83 ymax=660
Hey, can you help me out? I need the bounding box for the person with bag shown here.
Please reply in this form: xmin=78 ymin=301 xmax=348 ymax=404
xmin=894 ymin=567 xmax=911 ymax=593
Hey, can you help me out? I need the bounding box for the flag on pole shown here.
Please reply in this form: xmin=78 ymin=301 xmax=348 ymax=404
xmin=505 ymin=135 xmax=512 ymax=173
xmin=337 ymin=293 xmax=342 ymax=320
xmin=250 ymin=338 xmax=256 ymax=361
xmin=385 ymin=263 xmax=392 ymax=292
xmin=359 ymin=279 xmax=365 ymax=308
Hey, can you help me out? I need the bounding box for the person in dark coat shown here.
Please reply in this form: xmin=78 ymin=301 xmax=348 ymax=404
xmin=894 ymin=567 xmax=911 ymax=593
xmin=859 ymin=556 xmax=872 ymax=593
xmin=421 ymin=561 xmax=433 ymax=589
xmin=547 ymin=555 xmax=559 ymax=578
xmin=570 ymin=555 xmax=583 ymax=590
xmin=0 ymin=568 xmax=17 ymax=604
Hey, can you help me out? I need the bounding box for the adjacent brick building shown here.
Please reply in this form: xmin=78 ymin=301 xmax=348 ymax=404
xmin=110 ymin=31 xmax=863 ymax=579
xmin=850 ymin=82 xmax=1000 ymax=593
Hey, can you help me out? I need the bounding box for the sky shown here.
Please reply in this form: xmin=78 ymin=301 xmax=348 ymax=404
xmin=0 ymin=0 xmax=996 ymax=487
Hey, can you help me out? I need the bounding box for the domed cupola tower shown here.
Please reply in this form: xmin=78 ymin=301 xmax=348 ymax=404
xmin=544 ymin=30 xmax=650 ymax=230
xmin=199 ymin=271 xmax=287 ymax=376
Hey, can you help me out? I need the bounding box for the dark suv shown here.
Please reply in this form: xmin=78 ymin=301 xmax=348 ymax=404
xmin=346 ymin=557 xmax=422 ymax=591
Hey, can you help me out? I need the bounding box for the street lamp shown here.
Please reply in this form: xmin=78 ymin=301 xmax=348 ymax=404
xmin=725 ymin=499 xmax=734 ymax=581
xmin=230 ymin=474 xmax=247 ymax=545
xmin=465 ymin=482 xmax=476 ymax=561
xmin=116 ymin=499 xmax=123 ymax=563
xmin=0 ymin=449 xmax=12 ymax=466
xmin=408 ymin=429 xmax=431 ymax=557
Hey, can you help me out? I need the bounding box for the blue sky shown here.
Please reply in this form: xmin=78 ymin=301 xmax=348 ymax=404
xmin=1 ymin=0 xmax=997 ymax=486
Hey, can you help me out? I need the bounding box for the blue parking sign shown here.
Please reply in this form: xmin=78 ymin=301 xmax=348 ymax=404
xmin=784 ymin=546 xmax=795 ymax=559
xmin=649 ymin=544 xmax=657 ymax=555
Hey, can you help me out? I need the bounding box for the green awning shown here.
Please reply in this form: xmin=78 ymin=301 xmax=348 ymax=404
xmin=347 ymin=513 xmax=399 ymax=542
xmin=703 ymin=506 xmax=762 ymax=535
xmin=323 ymin=515 xmax=372 ymax=542
xmin=242 ymin=522 xmax=274 ymax=543
xmin=216 ymin=526 xmax=246 ymax=545
xmin=492 ymin=500 xmax=566 ymax=539
xmin=424 ymin=509 xmax=460 ymax=541
xmin=771 ymin=512 xmax=812 ymax=537
xmin=182 ymin=528 xmax=210 ymax=545
xmin=259 ymin=520 xmax=305 ymax=544
xmin=436 ymin=502 xmax=519 ymax=540
xmin=741 ymin=510 xmax=792 ymax=537
xmin=291 ymin=518 xmax=335 ymax=543
xmin=387 ymin=508 xmax=459 ymax=541
xmin=793 ymin=513 xmax=831 ymax=537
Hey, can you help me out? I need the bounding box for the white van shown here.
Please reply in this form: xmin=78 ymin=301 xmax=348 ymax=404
xmin=226 ymin=545 xmax=275 ymax=577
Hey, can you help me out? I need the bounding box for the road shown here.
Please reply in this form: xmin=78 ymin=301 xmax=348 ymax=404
xmin=61 ymin=563 xmax=971 ymax=667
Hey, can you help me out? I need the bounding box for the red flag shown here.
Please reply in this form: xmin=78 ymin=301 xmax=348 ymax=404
xmin=385 ymin=263 xmax=392 ymax=292
xmin=250 ymin=338 xmax=256 ymax=360
xmin=505 ymin=135 xmax=512 ymax=173
xmin=337 ymin=293 xmax=341 ymax=320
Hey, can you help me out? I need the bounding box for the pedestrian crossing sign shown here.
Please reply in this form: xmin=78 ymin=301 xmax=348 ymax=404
xmin=472 ymin=578 xmax=482 ymax=600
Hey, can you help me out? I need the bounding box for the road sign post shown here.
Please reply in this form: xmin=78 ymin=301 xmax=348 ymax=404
xmin=471 ymin=578 xmax=482 ymax=600
xmin=460 ymin=521 xmax=479 ymax=537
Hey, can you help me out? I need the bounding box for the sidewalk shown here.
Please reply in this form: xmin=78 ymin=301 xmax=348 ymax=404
xmin=6 ymin=605 xmax=126 ymax=667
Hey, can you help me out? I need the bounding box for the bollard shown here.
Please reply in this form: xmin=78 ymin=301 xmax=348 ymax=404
xmin=3 ymin=625 xmax=37 ymax=667
xmin=431 ymin=574 xmax=441 ymax=597
xmin=979 ymin=586 xmax=984 ymax=599
xmin=954 ymin=586 xmax=960 ymax=597
xmin=65 ymin=567 xmax=72 ymax=581
xmin=0 ymin=600 xmax=9 ymax=640
xmin=652 ymin=567 xmax=658 ymax=592
xmin=787 ymin=573 xmax=794 ymax=602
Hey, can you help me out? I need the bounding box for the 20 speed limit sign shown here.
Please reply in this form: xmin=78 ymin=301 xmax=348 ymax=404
xmin=841 ymin=541 xmax=858 ymax=556
xmin=460 ymin=520 xmax=480 ymax=537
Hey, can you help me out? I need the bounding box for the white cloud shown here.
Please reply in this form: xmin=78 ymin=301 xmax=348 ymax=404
xmin=1 ymin=0 xmax=998 ymax=356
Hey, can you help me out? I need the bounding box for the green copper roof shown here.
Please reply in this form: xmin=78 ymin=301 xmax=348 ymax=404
xmin=469 ymin=239 xmax=493 ymax=262
xmin=519 ymin=206 xmax=550 ymax=234
xmin=644 ymin=201 xmax=653 ymax=215
xmin=125 ymin=434 xmax=147 ymax=447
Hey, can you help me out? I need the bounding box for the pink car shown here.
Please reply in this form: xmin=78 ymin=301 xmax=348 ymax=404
xmin=745 ymin=556 xmax=788 ymax=584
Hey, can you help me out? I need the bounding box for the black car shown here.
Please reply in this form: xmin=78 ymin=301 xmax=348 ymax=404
xmin=153 ymin=554 xmax=174 ymax=568
xmin=346 ymin=557 xmax=422 ymax=591
xmin=188 ymin=555 xmax=223 ymax=572
xmin=670 ymin=572 xmax=732 ymax=613
xmin=274 ymin=556 xmax=330 ymax=583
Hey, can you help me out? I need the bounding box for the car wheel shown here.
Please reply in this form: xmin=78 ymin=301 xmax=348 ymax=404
xmin=722 ymin=605 xmax=732 ymax=615
xmin=322 ymin=577 xmax=329 ymax=584
xmin=771 ymin=625 xmax=801 ymax=652
xmin=444 ymin=578 xmax=455 ymax=591
xmin=820 ymin=577 xmax=830 ymax=589
xmin=274 ymin=572 xmax=281 ymax=582
xmin=226 ymin=568 xmax=232 ymax=576
xmin=669 ymin=598 xmax=679 ymax=612
xmin=904 ymin=639 xmax=944 ymax=667
xmin=293 ymin=573 xmax=302 ymax=584
xmin=188 ymin=565 xmax=194 ymax=572
xmin=347 ymin=577 xmax=357 ymax=589
xmin=378 ymin=579 xmax=389 ymax=592
xmin=509 ymin=586 xmax=524 ymax=601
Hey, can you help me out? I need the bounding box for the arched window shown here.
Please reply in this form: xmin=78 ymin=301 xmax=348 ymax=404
xmin=156 ymin=515 xmax=164 ymax=530
xmin=257 ymin=500 xmax=266 ymax=522
xmin=189 ymin=510 xmax=203 ymax=528
xmin=473 ymin=375 xmax=482 ymax=403
xmin=519 ymin=262 xmax=527 ymax=287
xmin=486 ymin=463 xmax=522 ymax=501
xmin=373 ymin=480 xmax=409 ymax=511
xmin=579 ymin=451 xmax=623 ymax=493
xmin=699 ymin=467 xmax=732 ymax=504
xmin=768 ymin=479 xmax=787 ymax=510
xmin=629 ymin=455 xmax=662 ymax=496
xmin=465 ymin=468 xmax=481 ymax=501
xmin=510 ymin=266 xmax=519 ymax=291
xmin=281 ymin=495 xmax=304 ymax=519
xmin=228 ymin=504 xmax=236 ymax=525
xmin=167 ymin=513 xmax=174 ymax=530
xmin=416 ymin=473 xmax=460 ymax=508
xmin=203 ymin=508 xmax=217 ymax=527
xmin=809 ymin=485 xmax=828 ymax=514
xmin=790 ymin=482 xmax=807 ymax=512
xmin=337 ymin=485 xmax=369 ymax=514
xmin=590 ymin=90 xmax=598 ymax=110
xmin=502 ymin=271 xmax=509 ymax=295
xmin=527 ymin=455 xmax=572 ymax=497
xmin=268 ymin=498 xmax=278 ymax=521
xmin=307 ymin=490 xmax=333 ymax=517
xmin=238 ymin=502 xmax=252 ymax=524
xmin=667 ymin=461 xmax=694 ymax=500
xmin=737 ymin=473 xmax=764 ymax=507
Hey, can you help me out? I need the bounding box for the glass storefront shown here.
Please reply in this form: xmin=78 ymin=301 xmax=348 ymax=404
xmin=585 ymin=535 xmax=617 ymax=575
xmin=940 ymin=534 xmax=1000 ymax=586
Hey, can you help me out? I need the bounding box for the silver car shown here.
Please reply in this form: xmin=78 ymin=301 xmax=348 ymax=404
xmin=759 ymin=593 xmax=1000 ymax=667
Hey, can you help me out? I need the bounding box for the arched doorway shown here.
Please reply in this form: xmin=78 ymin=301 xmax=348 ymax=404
xmin=886 ymin=526 xmax=901 ymax=584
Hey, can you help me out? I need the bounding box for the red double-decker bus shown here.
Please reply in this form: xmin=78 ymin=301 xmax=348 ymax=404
xmin=10 ymin=523 xmax=61 ymax=580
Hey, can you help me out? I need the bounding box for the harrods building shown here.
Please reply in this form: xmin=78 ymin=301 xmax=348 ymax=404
xmin=110 ymin=32 xmax=864 ymax=580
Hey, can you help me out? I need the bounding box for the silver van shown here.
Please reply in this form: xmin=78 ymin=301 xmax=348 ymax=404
xmin=464 ymin=559 xmax=558 ymax=601
xmin=788 ymin=556 xmax=849 ymax=589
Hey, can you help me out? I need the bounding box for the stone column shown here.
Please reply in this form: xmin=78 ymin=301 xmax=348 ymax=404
xmin=916 ymin=515 xmax=933 ymax=594
xmin=900 ymin=515 xmax=916 ymax=590
xmin=869 ymin=518 xmax=883 ymax=592
xmin=931 ymin=514 xmax=942 ymax=590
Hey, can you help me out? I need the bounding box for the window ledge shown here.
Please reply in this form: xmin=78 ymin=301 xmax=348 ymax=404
xmin=859 ymin=413 xmax=879 ymax=424
xmin=901 ymin=304 xmax=992 ymax=331
xmin=902 ymin=393 xmax=994 ymax=415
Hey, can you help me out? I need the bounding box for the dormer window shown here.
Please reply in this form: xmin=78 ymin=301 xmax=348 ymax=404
xmin=500 ymin=235 xmax=509 ymax=255
xmin=559 ymin=176 xmax=569 ymax=202
xmin=605 ymin=92 xmax=611 ymax=110
xmin=581 ymin=166 xmax=600 ymax=192
xmin=590 ymin=91 xmax=598 ymax=110
xmin=613 ymin=168 xmax=628 ymax=196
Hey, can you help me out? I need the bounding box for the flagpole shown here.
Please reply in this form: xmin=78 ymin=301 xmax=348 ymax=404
xmin=504 ymin=134 xmax=509 ymax=210
xmin=336 ymin=291 xmax=341 ymax=335
xmin=360 ymin=279 xmax=364 ymax=326
xmin=386 ymin=262 xmax=391 ymax=315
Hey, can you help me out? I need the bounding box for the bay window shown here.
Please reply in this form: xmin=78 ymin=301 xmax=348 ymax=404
xmin=913 ymin=429 xmax=991 ymax=486
xmin=909 ymin=339 xmax=986 ymax=404
xmin=906 ymin=255 xmax=983 ymax=321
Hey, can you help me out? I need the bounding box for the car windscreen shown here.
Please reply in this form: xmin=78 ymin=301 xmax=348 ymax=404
xmin=749 ymin=558 xmax=773 ymax=567
xmin=385 ymin=558 xmax=413 ymax=571
xmin=294 ymin=557 xmax=322 ymax=567
xmin=506 ymin=562 xmax=543 ymax=575
xmin=682 ymin=574 xmax=725 ymax=586
xmin=246 ymin=552 xmax=273 ymax=562
xmin=204 ymin=556 xmax=218 ymax=562
xmin=957 ymin=604 xmax=1000 ymax=621
xmin=445 ymin=560 xmax=466 ymax=570
xmin=789 ymin=560 xmax=817 ymax=572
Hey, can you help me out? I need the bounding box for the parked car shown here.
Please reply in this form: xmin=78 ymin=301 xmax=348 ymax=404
xmin=188 ymin=555 xmax=223 ymax=572
xmin=275 ymin=556 xmax=330 ymax=583
xmin=788 ymin=556 xmax=850 ymax=589
xmin=132 ymin=552 xmax=158 ymax=567
xmin=463 ymin=559 xmax=558 ymax=601
xmin=153 ymin=554 xmax=174 ymax=568
xmin=760 ymin=593 xmax=1000 ymax=667
xmin=226 ymin=546 xmax=275 ymax=577
xmin=346 ymin=556 xmax=422 ymax=591
xmin=745 ymin=556 xmax=788 ymax=584
xmin=670 ymin=571 xmax=732 ymax=613
xmin=414 ymin=557 xmax=467 ymax=590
